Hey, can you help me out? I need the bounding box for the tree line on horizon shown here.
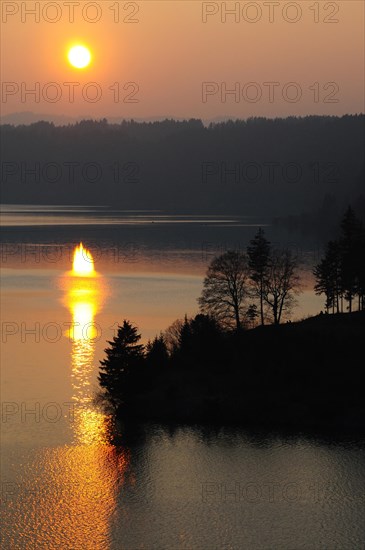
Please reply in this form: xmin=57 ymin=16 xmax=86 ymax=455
xmin=1 ymin=115 xmax=363 ymax=218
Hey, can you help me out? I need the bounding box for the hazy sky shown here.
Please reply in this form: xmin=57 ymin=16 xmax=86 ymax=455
xmin=1 ymin=0 xmax=364 ymax=119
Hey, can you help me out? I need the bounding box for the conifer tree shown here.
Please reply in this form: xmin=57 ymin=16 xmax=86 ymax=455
xmin=98 ymin=321 xmax=144 ymax=409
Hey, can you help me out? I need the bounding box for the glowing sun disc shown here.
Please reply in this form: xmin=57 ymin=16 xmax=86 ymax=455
xmin=68 ymin=45 xmax=91 ymax=69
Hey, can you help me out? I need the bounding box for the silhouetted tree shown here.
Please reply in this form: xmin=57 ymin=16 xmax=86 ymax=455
xmin=146 ymin=334 xmax=169 ymax=372
xmin=164 ymin=318 xmax=186 ymax=354
xmin=247 ymin=228 xmax=271 ymax=325
xmin=98 ymin=320 xmax=144 ymax=410
xmin=314 ymin=207 xmax=365 ymax=313
xmin=358 ymin=236 xmax=365 ymax=311
xmin=198 ymin=251 xmax=249 ymax=330
xmin=314 ymin=240 xmax=342 ymax=313
xmin=246 ymin=304 xmax=259 ymax=328
xmin=263 ymin=249 xmax=300 ymax=324
xmin=169 ymin=314 xmax=225 ymax=374
xmin=340 ymin=206 xmax=363 ymax=312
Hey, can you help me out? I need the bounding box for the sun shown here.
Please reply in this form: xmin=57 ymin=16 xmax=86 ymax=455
xmin=68 ymin=45 xmax=92 ymax=69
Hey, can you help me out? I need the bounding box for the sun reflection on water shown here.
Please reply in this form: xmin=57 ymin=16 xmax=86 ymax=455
xmin=2 ymin=244 xmax=130 ymax=549
xmin=49 ymin=242 xmax=113 ymax=449
xmin=61 ymin=245 xmax=112 ymax=446
xmin=72 ymin=242 xmax=95 ymax=276
xmin=56 ymin=246 xmax=129 ymax=545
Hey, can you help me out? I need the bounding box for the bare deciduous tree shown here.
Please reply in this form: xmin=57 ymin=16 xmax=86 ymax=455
xmin=164 ymin=318 xmax=186 ymax=354
xmin=263 ymin=249 xmax=300 ymax=324
xmin=198 ymin=251 xmax=249 ymax=330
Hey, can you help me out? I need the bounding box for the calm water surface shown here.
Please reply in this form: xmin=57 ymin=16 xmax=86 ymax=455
xmin=1 ymin=208 xmax=364 ymax=549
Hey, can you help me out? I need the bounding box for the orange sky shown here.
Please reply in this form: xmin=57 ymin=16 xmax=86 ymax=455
xmin=1 ymin=1 xmax=364 ymax=119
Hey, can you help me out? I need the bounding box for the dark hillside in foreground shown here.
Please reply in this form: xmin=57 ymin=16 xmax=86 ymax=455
xmin=107 ymin=312 xmax=365 ymax=434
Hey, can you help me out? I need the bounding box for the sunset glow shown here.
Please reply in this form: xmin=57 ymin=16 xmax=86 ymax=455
xmin=2 ymin=0 xmax=364 ymax=546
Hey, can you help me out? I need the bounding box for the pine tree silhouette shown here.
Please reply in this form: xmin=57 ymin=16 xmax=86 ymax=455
xmin=98 ymin=320 xmax=144 ymax=410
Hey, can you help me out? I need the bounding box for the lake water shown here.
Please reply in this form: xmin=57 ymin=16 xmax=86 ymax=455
xmin=1 ymin=206 xmax=364 ymax=549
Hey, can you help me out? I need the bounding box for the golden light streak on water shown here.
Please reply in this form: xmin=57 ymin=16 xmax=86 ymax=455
xmin=64 ymin=247 xmax=111 ymax=446
xmin=2 ymin=246 xmax=130 ymax=549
